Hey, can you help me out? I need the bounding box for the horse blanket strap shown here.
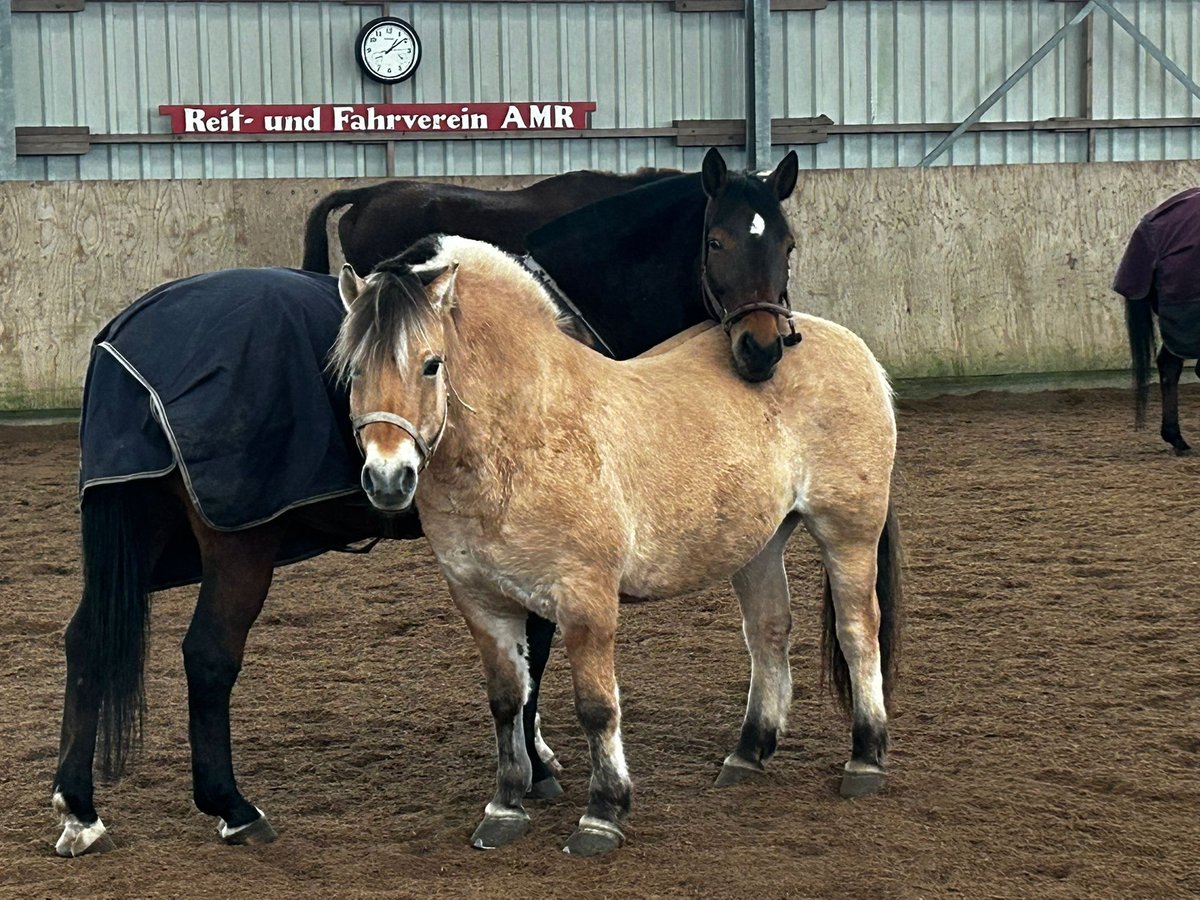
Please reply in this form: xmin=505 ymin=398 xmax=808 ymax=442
xmin=518 ymin=254 xmax=617 ymax=359
xmin=351 ymin=410 xmax=444 ymax=470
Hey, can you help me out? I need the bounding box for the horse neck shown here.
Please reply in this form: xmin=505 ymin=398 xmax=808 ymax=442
xmin=441 ymin=263 xmax=576 ymax=451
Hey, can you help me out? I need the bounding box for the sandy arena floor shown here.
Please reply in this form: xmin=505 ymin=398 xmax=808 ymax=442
xmin=1 ymin=386 xmax=1198 ymax=898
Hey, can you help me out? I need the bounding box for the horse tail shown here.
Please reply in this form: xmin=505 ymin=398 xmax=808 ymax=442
xmin=1126 ymin=297 xmax=1155 ymax=429
xmin=77 ymin=482 xmax=153 ymax=781
xmin=302 ymin=187 xmax=373 ymax=273
xmin=822 ymin=501 xmax=902 ymax=713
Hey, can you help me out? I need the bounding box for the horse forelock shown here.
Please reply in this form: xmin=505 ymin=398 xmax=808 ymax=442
xmin=713 ymin=173 xmax=791 ymax=234
xmin=331 ymin=260 xmax=441 ymax=384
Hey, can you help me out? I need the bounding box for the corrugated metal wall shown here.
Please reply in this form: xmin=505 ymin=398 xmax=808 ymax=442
xmin=9 ymin=0 xmax=1200 ymax=180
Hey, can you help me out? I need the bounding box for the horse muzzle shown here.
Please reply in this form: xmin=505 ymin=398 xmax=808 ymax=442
xmin=732 ymin=328 xmax=784 ymax=383
xmin=361 ymin=461 xmax=418 ymax=512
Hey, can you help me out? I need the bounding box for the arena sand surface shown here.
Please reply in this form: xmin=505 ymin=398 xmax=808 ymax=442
xmin=1 ymin=386 xmax=1198 ymax=898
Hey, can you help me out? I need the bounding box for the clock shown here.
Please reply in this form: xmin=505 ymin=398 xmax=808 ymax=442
xmin=355 ymin=16 xmax=422 ymax=85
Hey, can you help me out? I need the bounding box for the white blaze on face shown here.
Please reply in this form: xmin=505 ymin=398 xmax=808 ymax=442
xmin=365 ymin=436 xmax=422 ymax=477
xmin=750 ymin=213 xmax=766 ymax=237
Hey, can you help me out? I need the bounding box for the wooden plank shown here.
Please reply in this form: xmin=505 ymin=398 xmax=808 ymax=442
xmin=15 ymin=127 xmax=90 ymax=156
xmin=11 ymin=0 xmax=84 ymax=12
xmin=673 ymin=0 xmax=826 ymax=10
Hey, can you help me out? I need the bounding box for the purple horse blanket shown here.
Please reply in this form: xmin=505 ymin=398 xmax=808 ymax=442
xmin=1113 ymin=187 xmax=1200 ymax=359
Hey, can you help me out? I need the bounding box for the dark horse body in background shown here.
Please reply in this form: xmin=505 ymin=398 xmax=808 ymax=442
xmin=302 ymin=167 xmax=679 ymax=275
xmin=53 ymin=150 xmax=800 ymax=855
xmin=1117 ymin=186 xmax=1200 ymax=454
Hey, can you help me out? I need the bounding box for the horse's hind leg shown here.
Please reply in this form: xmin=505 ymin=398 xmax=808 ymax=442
xmin=183 ymin=508 xmax=283 ymax=845
xmin=716 ymin=515 xmax=800 ymax=786
xmin=1157 ymin=346 xmax=1190 ymax=454
xmin=811 ymin=517 xmax=893 ymax=799
xmin=53 ymin=481 xmax=179 ymax=857
xmin=522 ymin=614 xmax=564 ymax=800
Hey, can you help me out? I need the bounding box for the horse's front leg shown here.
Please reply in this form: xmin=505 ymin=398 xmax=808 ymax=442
xmin=717 ymin=516 xmax=799 ymax=786
xmin=559 ymin=587 xmax=630 ymax=858
xmin=522 ymin=613 xmax=563 ymax=800
xmin=454 ymin=591 xmax=535 ymax=850
xmin=1158 ymin=346 xmax=1191 ymax=454
xmin=183 ymin=515 xmax=283 ymax=845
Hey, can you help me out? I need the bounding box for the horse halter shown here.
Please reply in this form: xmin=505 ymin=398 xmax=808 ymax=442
xmin=351 ymin=405 xmax=447 ymax=472
xmin=700 ymin=207 xmax=802 ymax=347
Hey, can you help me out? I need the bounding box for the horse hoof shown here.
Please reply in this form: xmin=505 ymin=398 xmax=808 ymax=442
xmin=562 ymin=817 xmax=624 ymax=858
xmin=470 ymin=813 xmax=530 ymax=850
xmin=840 ymin=762 xmax=887 ymax=799
xmin=55 ymin=816 xmax=112 ymax=858
xmin=527 ymin=776 xmax=564 ymax=801
xmin=219 ymin=809 xmax=278 ymax=846
xmin=715 ymin=756 xmax=764 ymax=787
xmin=1175 ymin=445 xmax=1192 ymax=457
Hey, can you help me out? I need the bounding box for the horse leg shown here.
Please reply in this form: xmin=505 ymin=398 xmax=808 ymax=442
xmin=560 ymin=592 xmax=630 ymax=858
xmin=183 ymin=510 xmax=283 ymax=845
xmin=53 ymin=481 xmax=179 ymax=857
xmin=1157 ymin=346 xmax=1191 ymax=454
xmin=716 ymin=515 xmax=800 ymax=786
xmin=817 ymin=529 xmax=891 ymax=799
xmin=454 ymin=593 xmax=535 ymax=850
xmin=522 ymin=614 xmax=563 ymax=800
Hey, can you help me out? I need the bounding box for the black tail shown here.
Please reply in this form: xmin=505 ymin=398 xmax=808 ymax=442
xmin=822 ymin=501 xmax=903 ymax=714
xmin=78 ymin=483 xmax=153 ymax=781
xmin=301 ymin=187 xmax=373 ymax=273
xmin=1126 ymin=297 xmax=1156 ymax=429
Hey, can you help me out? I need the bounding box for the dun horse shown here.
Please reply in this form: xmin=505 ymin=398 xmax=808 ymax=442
xmin=50 ymin=150 xmax=801 ymax=856
xmin=334 ymin=236 xmax=901 ymax=857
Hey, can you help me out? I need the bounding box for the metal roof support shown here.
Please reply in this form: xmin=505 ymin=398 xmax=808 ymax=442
xmin=745 ymin=0 xmax=772 ymax=171
xmin=920 ymin=0 xmax=1200 ymax=168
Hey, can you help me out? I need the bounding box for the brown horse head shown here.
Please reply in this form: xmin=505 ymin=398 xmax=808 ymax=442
xmin=331 ymin=255 xmax=457 ymax=511
xmin=701 ymin=148 xmax=799 ymax=382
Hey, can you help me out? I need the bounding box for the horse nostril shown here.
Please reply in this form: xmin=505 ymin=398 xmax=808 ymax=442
xmin=398 ymin=465 xmax=417 ymax=495
xmin=361 ymin=467 xmax=376 ymax=495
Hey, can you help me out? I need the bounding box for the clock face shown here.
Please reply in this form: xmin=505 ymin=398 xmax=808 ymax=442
xmin=355 ymin=17 xmax=421 ymax=85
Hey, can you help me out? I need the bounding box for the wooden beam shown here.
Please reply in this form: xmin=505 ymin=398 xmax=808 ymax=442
xmin=15 ymin=126 xmax=91 ymax=155
xmin=673 ymin=0 xmax=825 ymax=10
xmin=12 ymin=0 xmax=84 ymax=11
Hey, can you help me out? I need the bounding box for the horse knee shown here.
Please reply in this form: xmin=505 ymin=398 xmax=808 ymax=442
xmin=745 ymin=613 xmax=792 ymax=652
xmin=181 ymin=633 xmax=239 ymax=690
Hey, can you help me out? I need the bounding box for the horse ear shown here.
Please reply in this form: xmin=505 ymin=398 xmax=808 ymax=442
xmin=766 ymin=150 xmax=799 ymax=201
xmin=338 ymin=263 xmax=366 ymax=311
xmin=424 ymin=262 xmax=459 ymax=310
xmin=701 ymin=147 xmax=727 ymax=198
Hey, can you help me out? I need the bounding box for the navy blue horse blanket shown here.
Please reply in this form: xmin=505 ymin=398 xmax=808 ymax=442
xmin=1114 ymin=187 xmax=1200 ymax=359
xmin=80 ymin=268 xmax=379 ymax=588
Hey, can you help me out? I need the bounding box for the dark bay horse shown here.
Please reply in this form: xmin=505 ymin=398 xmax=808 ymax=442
xmin=334 ymin=236 xmax=900 ymax=856
xmin=1118 ymin=186 xmax=1200 ymax=455
xmin=302 ymin=167 xmax=679 ymax=275
xmin=53 ymin=149 xmax=800 ymax=855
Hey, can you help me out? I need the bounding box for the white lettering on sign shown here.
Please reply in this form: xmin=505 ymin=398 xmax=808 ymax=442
xmin=181 ymin=106 xmax=254 ymax=133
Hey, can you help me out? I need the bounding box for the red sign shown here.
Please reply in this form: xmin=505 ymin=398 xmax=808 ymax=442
xmin=158 ymin=102 xmax=596 ymax=135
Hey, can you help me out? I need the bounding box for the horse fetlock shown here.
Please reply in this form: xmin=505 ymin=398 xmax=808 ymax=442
xmin=53 ymin=791 xmax=111 ymax=858
xmin=851 ymin=718 xmax=889 ymax=768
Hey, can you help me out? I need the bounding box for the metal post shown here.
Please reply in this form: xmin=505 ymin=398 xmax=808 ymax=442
xmin=0 ymin=0 xmax=16 ymax=180
xmin=745 ymin=0 xmax=771 ymax=171
xmin=919 ymin=1 xmax=1096 ymax=167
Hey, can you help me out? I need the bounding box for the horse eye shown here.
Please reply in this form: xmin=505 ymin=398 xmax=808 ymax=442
xmin=422 ymin=357 xmax=443 ymax=377
xmin=707 ymin=238 xmax=723 ymax=251
xmin=349 ymin=367 xmax=362 ymax=380
xmin=787 ymin=243 xmax=796 ymax=254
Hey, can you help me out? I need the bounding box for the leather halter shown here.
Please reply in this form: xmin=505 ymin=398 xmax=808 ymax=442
xmin=701 ymin=205 xmax=802 ymax=347
xmin=351 ymin=406 xmax=447 ymax=471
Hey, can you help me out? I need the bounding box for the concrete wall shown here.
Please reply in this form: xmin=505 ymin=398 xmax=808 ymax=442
xmin=2 ymin=160 xmax=1198 ymax=410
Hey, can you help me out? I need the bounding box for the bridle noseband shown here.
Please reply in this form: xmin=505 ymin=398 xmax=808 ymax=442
xmin=351 ymin=406 xmax=447 ymax=471
xmin=701 ymin=205 xmax=802 ymax=348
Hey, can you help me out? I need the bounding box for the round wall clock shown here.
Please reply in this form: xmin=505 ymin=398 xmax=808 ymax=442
xmin=355 ymin=16 xmax=422 ymax=85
